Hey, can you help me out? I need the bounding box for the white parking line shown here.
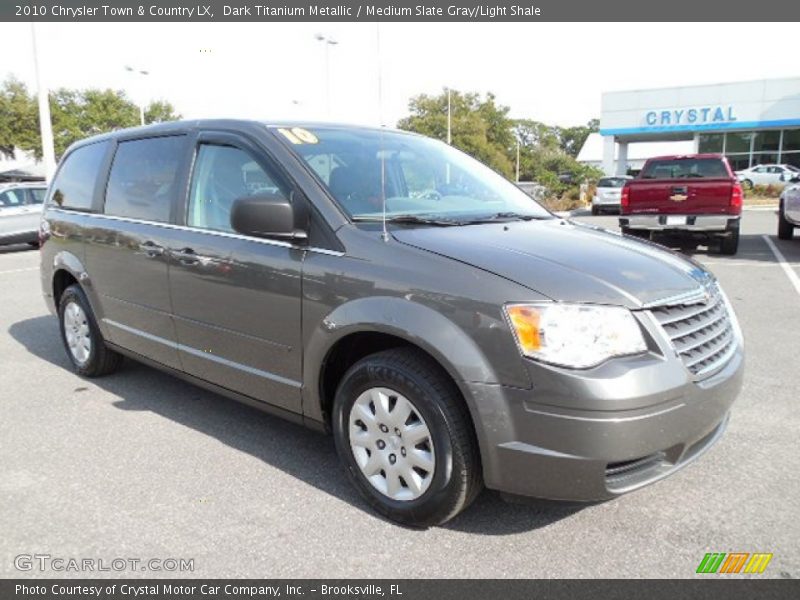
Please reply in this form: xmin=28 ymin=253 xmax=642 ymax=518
xmin=763 ymin=234 xmax=800 ymax=297
xmin=0 ymin=267 xmax=38 ymax=276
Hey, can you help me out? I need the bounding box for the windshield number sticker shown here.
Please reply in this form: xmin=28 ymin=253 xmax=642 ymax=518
xmin=278 ymin=127 xmax=319 ymax=145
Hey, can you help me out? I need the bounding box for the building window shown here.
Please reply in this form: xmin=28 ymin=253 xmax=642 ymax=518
xmin=782 ymin=129 xmax=800 ymax=153
xmin=698 ymin=133 xmax=723 ymax=153
xmin=725 ymin=132 xmax=754 ymax=154
xmin=725 ymin=154 xmax=751 ymax=171
xmin=752 ymin=130 xmax=780 ymax=153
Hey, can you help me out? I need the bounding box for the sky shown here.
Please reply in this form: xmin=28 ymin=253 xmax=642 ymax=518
xmin=1 ymin=22 xmax=799 ymax=128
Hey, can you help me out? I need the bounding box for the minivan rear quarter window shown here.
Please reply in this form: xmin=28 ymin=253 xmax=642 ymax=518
xmin=104 ymin=136 xmax=185 ymax=222
xmin=50 ymin=141 xmax=109 ymax=210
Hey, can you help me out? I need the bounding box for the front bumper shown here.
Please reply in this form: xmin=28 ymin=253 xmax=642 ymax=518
xmin=620 ymin=214 xmax=739 ymax=232
xmin=467 ymin=339 xmax=744 ymax=502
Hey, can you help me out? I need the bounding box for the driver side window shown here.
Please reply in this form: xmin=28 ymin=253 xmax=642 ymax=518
xmin=187 ymin=144 xmax=285 ymax=233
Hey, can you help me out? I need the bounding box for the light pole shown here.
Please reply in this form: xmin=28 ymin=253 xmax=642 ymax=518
xmin=124 ymin=65 xmax=150 ymax=126
xmin=314 ymin=34 xmax=338 ymax=117
xmin=30 ymin=23 xmax=56 ymax=181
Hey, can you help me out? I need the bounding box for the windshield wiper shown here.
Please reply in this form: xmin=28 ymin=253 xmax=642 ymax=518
xmin=352 ymin=214 xmax=464 ymax=226
xmin=460 ymin=212 xmax=550 ymax=224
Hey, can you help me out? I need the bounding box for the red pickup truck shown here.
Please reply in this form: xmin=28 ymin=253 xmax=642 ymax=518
xmin=619 ymin=154 xmax=743 ymax=255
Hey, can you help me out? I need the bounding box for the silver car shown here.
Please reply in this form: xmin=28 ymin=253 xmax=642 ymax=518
xmin=592 ymin=176 xmax=631 ymax=215
xmin=778 ymin=173 xmax=800 ymax=240
xmin=0 ymin=182 xmax=48 ymax=247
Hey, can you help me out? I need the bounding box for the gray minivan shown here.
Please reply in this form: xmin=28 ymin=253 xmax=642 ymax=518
xmin=40 ymin=120 xmax=744 ymax=526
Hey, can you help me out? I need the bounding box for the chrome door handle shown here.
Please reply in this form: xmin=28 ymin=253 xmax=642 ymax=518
xmin=139 ymin=241 xmax=164 ymax=258
xmin=171 ymin=247 xmax=199 ymax=264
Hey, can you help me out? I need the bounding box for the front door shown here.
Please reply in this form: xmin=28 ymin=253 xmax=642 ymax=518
xmin=167 ymin=133 xmax=304 ymax=413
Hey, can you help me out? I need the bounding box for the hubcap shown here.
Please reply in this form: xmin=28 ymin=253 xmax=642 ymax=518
xmin=63 ymin=301 xmax=91 ymax=366
xmin=348 ymin=387 xmax=435 ymax=501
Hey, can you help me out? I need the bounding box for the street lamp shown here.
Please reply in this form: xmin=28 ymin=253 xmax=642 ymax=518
xmin=314 ymin=34 xmax=338 ymax=117
xmin=124 ymin=65 xmax=150 ymax=126
xmin=29 ymin=23 xmax=56 ymax=181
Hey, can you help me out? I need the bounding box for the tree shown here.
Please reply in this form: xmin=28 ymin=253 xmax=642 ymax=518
xmin=557 ymin=118 xmax=599 ymax=158
xmin=397 ymin=89 xmax=515 ymax=178
xmin=0 ymin=77 xmax=39 ymax=159
xmin=0 ymin=75 xmax=182 ymax=160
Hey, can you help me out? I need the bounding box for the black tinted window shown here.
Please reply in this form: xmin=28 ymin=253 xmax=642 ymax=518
xmin=50 ymin=142 xmax=108 ymax=210
xmin=598 ymin=177 xmax=627 ymax=188
xmin=105 ymin=136 xmax=185 ymax=222
xmin=640 ymin=159 xmax=729 ymax=179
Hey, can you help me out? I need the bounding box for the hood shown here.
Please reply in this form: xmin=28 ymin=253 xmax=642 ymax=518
xmin=391 ymin=219 xmax=712 ymax=308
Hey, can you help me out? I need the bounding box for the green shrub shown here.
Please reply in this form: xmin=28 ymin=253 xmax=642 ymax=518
xmin=744 ymin=183 xmax=784 ymax=199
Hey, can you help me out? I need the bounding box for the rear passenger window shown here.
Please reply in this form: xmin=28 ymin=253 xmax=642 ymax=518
xmin=104 ymin=136 xmax=185 ymax=222
xmin=28 ymin=189 xmax=46 ymax=204
xmin=50 ymin=141 xmax=109 ymax=210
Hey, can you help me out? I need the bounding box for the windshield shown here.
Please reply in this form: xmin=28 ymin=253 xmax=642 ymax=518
xmin=275 ymin=126 xmax=551 ymax=222
xmin=597 ymin=177 xmax=627 ymax=188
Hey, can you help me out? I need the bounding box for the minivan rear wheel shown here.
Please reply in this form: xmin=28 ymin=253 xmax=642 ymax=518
xmin=332 ymin=348 xmax=481 ymax=527
xmin=58 ymin=284 xmax=122 ymax=377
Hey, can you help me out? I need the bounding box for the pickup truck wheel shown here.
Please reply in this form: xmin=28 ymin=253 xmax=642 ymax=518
xmin=332 ymin=348 xmax=482 ymax=527
xmin=58 ymin=284 xmax=122 ymax=377
xmin=778 ymin=205 xmax=794 ymax=240
xmin=719 ymin=226 xmax=740 ymax=255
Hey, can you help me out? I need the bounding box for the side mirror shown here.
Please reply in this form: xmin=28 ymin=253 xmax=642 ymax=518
xmin=230 ymin=193 xmax=307 ymax=241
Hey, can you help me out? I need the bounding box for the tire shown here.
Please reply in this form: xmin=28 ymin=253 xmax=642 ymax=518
xmin=332 ymin=348 xmax=482 ymax=527
xmin=58 ymin=284 xmax=122 ymax=377
xmin=778 ymin=204 xmax=794 ymax=240
xmin=591 ymin=205 xmax=599 ymax=216
xmin=742 ymin=179 xmax=754 ymax=190
xmin=719 ymin=225 xmax=740 ymax=255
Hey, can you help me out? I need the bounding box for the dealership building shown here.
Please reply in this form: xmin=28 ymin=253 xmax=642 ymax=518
xmin=585 ymin=77 xmax=800 ymax=175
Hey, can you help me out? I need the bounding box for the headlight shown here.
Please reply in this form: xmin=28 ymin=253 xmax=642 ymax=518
xmin=504 ymin=303 xmax=648 ymax=368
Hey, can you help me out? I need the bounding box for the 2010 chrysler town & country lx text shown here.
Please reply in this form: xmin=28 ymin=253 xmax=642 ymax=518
xmin=40 ymin=120 xmax=744 ymax=526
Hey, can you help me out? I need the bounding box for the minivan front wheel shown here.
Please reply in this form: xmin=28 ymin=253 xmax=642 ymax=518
xmin=58 ymin=284 xmax=122 ymax=377
xmin=332 ymin=348 xmax=481 ymax=527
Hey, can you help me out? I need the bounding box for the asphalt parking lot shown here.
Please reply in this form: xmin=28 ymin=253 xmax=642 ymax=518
xmin=1 ymin=209 xmax=798 ymax=579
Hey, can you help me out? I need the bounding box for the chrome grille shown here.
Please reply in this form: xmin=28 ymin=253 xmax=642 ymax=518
xmin=650 ymin=283 xmax=736 ymax=378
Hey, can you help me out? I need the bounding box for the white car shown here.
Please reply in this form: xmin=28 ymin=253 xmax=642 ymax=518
xmin=735 ymin=164 xmax=800 ymax=188
xmin=0 ymin=182 xmax=48 ymax=247
xmin=592 ymin=176 xmax=631 ymax=215
xmin=779 ymin=172 xmax=800 ymax=240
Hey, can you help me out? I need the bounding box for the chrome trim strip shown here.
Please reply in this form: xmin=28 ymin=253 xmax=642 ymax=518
xmin=642 ymin=286 xmax=708 ymax=309
xmin=103 ymin=318 xmax=302 ymax=389
xmin=49 ymin=207 xmax=345 ymax=257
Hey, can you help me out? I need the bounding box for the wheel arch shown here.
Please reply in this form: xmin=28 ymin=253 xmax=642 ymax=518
xmin=304 ymin=297 xmax=502 ymax=455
